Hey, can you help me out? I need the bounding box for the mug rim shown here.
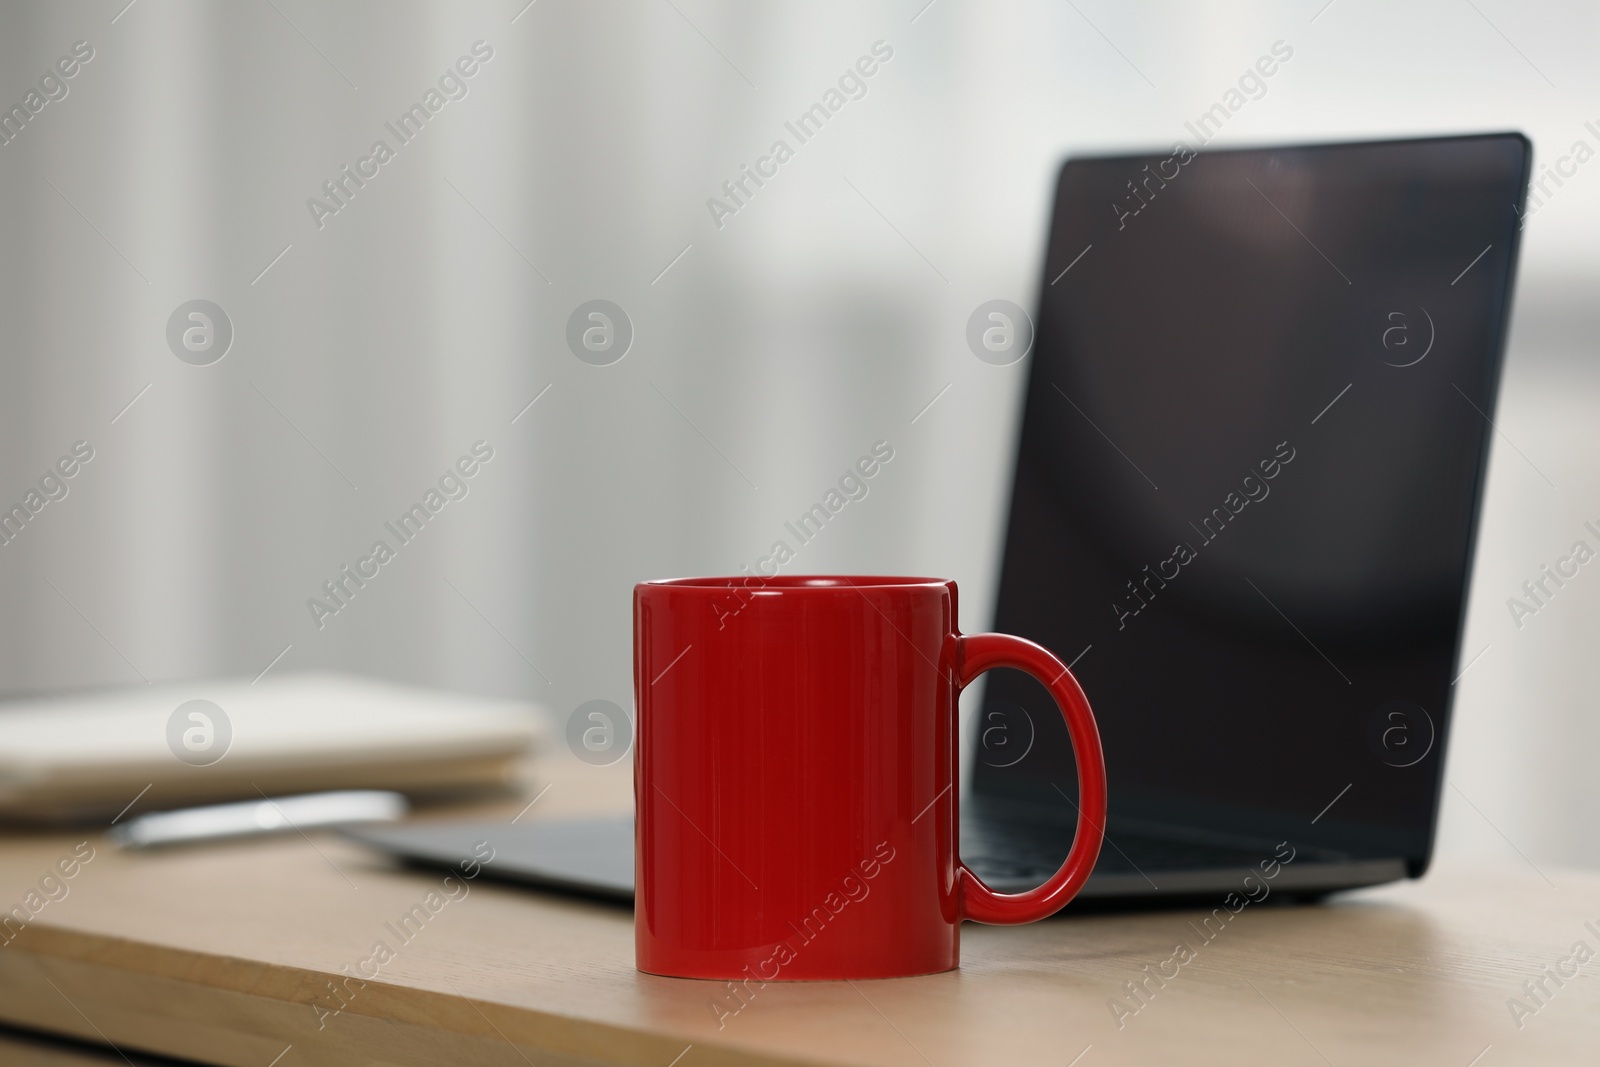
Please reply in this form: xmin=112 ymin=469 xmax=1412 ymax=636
xmin=638 ymin=574 xmax=951 ymax=592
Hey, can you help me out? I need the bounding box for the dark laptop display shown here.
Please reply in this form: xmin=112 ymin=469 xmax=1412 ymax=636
xmin=970 ymin=134 xmax=1529 ymax=891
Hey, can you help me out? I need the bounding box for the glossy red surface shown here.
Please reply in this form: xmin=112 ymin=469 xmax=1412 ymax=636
xmin=634 ymin=576 xmax=1106 ymax=981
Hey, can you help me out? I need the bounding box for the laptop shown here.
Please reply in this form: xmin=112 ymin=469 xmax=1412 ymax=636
xmin=347 ymin=132 xmax=1531 ymax=906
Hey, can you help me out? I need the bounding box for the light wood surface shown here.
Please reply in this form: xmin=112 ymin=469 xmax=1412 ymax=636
xmin=0 ymin=755 xmax=1594 ymax=1066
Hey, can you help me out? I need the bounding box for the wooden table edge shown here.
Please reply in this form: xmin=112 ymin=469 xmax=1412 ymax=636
xmin=0 ymin=922 xmax=830 ymax=1067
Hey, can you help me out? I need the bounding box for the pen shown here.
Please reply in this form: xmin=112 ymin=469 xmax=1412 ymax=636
xmin=108 ymin=790 xmax=408 ymax=849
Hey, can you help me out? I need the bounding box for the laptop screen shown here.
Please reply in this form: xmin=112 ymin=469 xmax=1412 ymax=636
xmin=975 ymin=135 xmax=1529 ymax=868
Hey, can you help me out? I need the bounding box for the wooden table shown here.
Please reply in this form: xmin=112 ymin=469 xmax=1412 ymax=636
xmin=0 ymin=757 xmax=1593 ymax=1066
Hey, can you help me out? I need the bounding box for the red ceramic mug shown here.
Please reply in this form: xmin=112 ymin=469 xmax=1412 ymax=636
xmin=633 ymin=576 xmax=1106 ymax=981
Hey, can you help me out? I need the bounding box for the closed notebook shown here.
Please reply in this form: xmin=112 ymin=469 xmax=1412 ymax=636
xmin=0 ymin=673 xmax=544 ymax=822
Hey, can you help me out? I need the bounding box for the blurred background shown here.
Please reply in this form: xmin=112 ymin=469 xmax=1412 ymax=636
xmin=0 ymin=0 xmax=1595 ymax=869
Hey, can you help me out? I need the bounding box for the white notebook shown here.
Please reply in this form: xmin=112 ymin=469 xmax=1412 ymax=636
xmin=0 ymin=673 xmax=545 ymax=822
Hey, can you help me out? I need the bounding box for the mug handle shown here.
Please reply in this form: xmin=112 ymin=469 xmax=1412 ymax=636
xmin=954 ymin=633 xmax=1108 ymax=924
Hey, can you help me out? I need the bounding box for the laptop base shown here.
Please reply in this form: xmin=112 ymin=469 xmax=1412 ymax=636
xmin=342 ymin=811 xmax=1406 ymax=910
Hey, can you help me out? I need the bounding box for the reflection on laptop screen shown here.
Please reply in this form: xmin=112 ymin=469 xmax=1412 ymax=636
xmin=977 ymin=135 xmax=1529 ymax=868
